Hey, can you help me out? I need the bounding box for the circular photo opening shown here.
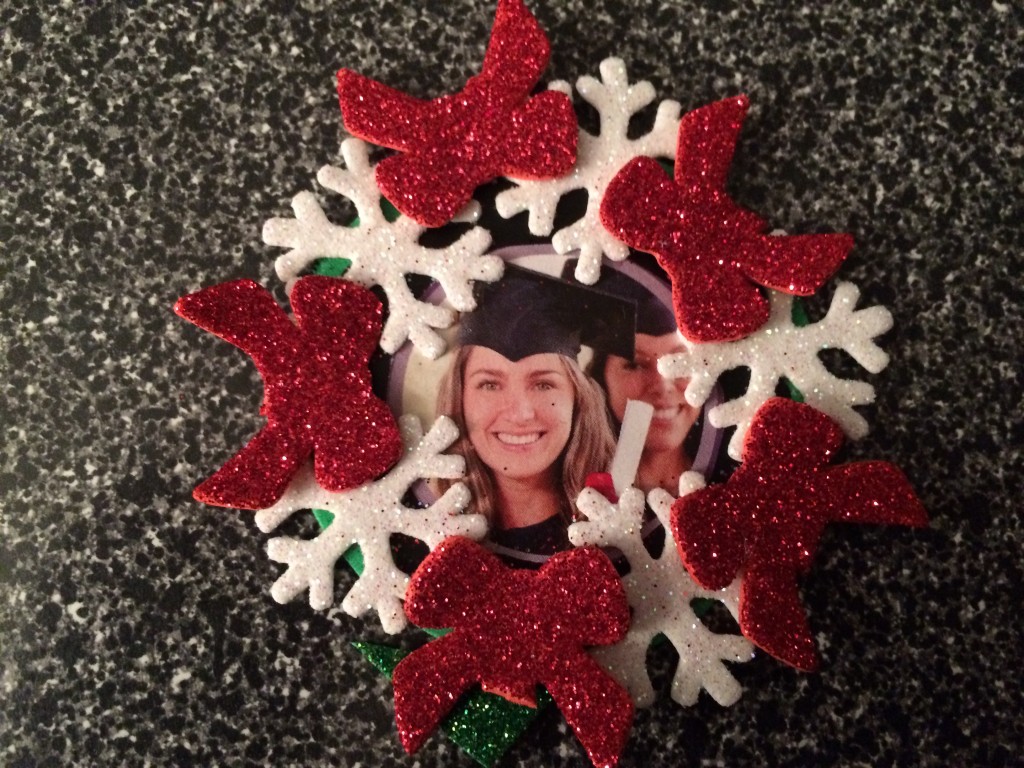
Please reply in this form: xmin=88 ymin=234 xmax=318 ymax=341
xmin=389 ymin=245 xmax=723 ymax=566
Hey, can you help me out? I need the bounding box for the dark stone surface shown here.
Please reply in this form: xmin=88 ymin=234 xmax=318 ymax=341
xmin=2 ymin=1 xmax=1021 ymax=766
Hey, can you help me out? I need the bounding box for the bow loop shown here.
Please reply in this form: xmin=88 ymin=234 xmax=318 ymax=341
xmin=404 ymin=536 xmax=507 ymax=630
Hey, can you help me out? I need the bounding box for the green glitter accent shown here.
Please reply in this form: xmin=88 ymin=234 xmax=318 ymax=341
xmin=352 ymin=641 xmax=409 ymax=675
xmin=311 ymin=508 xmax=335 ymax=529
xmin=782 ymin=377 xmax=805 ymax=403
xmin=352 ymin=641 xmax=550 ymax=767
xmin=342 ymin=544 xmax=364 ymax=574
xmin=446 ymin=686 xmax=551 ymax=767
xmin=310 ymin=510 xmax=365 ymax=576
xmin=791 ymin=296 xmax=810 ymax=327
xmin=312 ymin=511 xmax=447 ymax=635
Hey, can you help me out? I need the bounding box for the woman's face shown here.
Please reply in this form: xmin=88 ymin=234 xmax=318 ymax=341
xmin=462 ymin=346 xmax=575 ymax=483
xmin=603 ymin=332 xmax=697 ymax=454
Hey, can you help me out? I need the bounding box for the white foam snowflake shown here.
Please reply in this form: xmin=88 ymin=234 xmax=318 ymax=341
xmin=263 ymin=138 xmax=504 ymax=359
xmin=253 ymin=415 xmax=487 ymax=634
xmin=659 ymin=282 xmax=893 ymax=461
xmin=495 ymin=58 xmax=681 ymax=285
xmin=570 ymin=477 xmax=753 ymax=708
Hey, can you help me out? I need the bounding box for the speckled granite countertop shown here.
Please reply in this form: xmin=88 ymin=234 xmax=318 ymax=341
xmin=2 ymin=1 xmax=1022 ymax=766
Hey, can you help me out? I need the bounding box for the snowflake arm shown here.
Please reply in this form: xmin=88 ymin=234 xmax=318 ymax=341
xmin=262 ymin=138 xmax=503 ymax=359
xmin=570 ymin=481 xmax=752 ymax=708
xmin=659 ymin=282 xmax=893 ymax=461
xmin=495 ymin=58 xmax=681 ymax=284
xmin=255 ymin=415 xmax=487 ymax=634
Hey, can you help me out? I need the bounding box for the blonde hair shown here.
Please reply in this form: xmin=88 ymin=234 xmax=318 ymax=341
xmin=436 ymin=346 xmax=615 ymax=527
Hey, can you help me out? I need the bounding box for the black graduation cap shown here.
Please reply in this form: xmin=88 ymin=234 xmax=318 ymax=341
xmin=561 ymin=260 xmax=677 ymax=338
xmin=459 ymin=264 xmax=636 ymax=361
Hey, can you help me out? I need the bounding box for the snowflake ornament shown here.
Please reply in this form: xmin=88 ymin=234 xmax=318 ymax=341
xmin=570 ymin=481 xmax=753 ymax=708
xmin=263 ymin=138 xmax=504 ymax=359
xmin=253 ymin=415 xmax=488 ymax=634
xmin=496 ymin=58 xmax=681 ymax=284
xmin=659 ymin=282 xmax=893 ymax=461
xmin=174 ymin=0 xmax=930 ymax=761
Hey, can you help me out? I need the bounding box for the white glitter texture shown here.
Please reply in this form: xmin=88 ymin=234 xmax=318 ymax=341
xmin=495 ymin=58 xmax=681 ymax=284
xmin=263 ymin=138 xmax=504 ymax=359
xmin=659 ymin=282 xmax=893 ymax=461
xmin=255 ymin=415 xmax=487 ymax=634
xmin=570 ymin=477 xmax=752 ymax=708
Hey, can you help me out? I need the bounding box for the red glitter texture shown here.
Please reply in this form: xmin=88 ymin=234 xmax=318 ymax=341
xmin=393 ymin=537 xmax=633 ymax=768
xmin=600 ymin=95 xmax=854 ymax=343
xmin=337 ymin=0 xmax=577 ymax=227
xmin=671 ymin=398 xmax=928 ymax=670
xmin=174 ymin=277 xmax=402 ymax=509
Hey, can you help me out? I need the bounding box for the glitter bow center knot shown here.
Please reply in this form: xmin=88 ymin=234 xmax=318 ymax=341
xmin=393 ymin=536 xmax=634 ymax=768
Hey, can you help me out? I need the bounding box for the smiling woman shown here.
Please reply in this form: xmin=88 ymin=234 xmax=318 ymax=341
xmin=434 ymin=267 xmax=629 ymax=563
xmin=584 ymin=267 xmax=700 ymax=495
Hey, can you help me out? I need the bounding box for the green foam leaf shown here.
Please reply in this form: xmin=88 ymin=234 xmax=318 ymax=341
xmin=313 ymin=257 xmax=352 ymax=277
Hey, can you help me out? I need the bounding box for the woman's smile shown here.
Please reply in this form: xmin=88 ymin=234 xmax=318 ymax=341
xmin=495 ymin=431 xmax=545 ymax=447
xmin=652 ymin=404 xmax=682 ymax=421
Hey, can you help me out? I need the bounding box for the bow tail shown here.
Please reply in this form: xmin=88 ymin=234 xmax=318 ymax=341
xmin=315 ymin=395 xmax=402 ymax=492
xmin=740 ymin=561 xmax=819 ymax=671
xmin=670 ymin=259 xmax=769 ymax=342
xmin=546 ymin=654 xmax=634 ymax=768
xmin=671 ymin=485 xmax=746 ymax=591
xmin=374 ymin=151 xmax=478 ymax=227
xmin=393 ymin=636 xmax=477 ymax=754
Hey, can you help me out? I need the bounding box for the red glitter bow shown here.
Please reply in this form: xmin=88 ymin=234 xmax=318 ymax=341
xmin=338 ymin=0 xmax=577 ymax=227
xmin=393 ymin=537 xmax=633 ymax=768
xmin=671 ymin=398 xmax=928 ymax=670
xmin=600 ymin=96 xmax=854 ymax=343
xmin=174 ymin=276 xmax=402 ymax=509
